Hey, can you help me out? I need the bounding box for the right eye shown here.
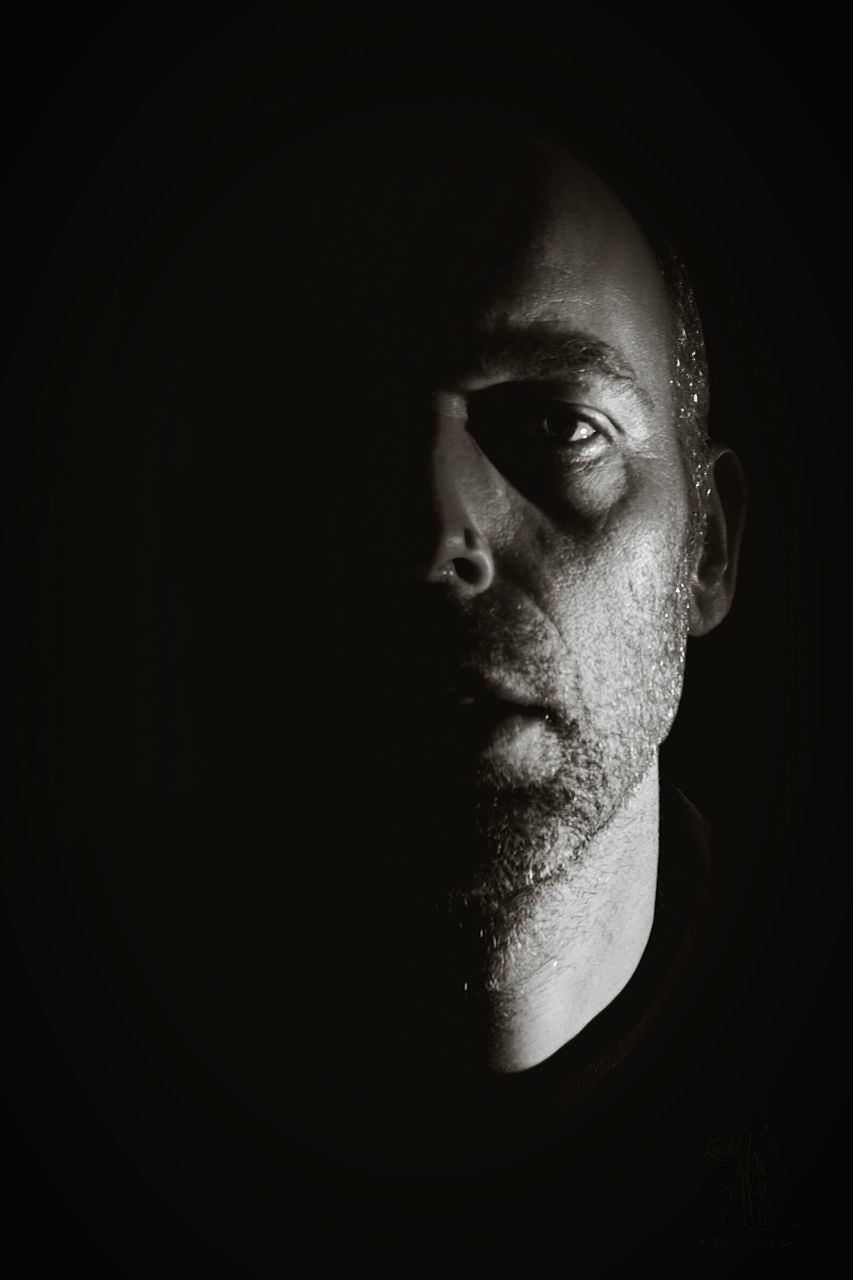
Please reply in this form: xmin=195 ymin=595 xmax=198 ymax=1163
xmin=467 ymin=384 xmax=613 ymax=466
xmin=524 ymin=403 xmax=604 ymax=450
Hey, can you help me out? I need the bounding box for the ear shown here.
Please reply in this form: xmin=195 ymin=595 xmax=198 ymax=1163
xmin=688 ymin=446 xmax=748 ymax=637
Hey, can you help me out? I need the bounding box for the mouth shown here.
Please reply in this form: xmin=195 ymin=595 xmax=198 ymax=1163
xmin=447 ymin=669 xmax=543 ymax=710
xmin=444 ymin=673 xmax=552 ymax=752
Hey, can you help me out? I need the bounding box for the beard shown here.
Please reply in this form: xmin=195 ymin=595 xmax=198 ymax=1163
xmin=380 ymin=553 xmax=694 ymax=915
xmin=272 ymin=535 xmax=695 ymax=1072
xmin=307 ymin=528 xmax=694 ymax=1006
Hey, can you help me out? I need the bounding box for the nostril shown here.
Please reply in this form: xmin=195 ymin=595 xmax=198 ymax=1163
xmin=453 ymin=557 xmax=485 ymax=584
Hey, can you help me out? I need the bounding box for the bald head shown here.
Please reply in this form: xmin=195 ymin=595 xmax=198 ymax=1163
xmin=311 ymin=110 xmax=710 ymax=530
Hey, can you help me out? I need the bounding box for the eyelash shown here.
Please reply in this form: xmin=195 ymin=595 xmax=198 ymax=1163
xmin=468 ymin=390 xmax=612 ymax=462
xmin=532 ymin=405 xmax=604 ymax=449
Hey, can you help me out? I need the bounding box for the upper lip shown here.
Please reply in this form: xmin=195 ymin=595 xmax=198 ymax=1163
xmin=446 ymin=669 xmax=542 ymax=711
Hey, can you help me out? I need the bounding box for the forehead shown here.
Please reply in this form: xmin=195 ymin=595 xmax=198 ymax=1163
xmin=485 ymin=150 xmax=673 ymax=368
xmin=343 ymin=134 xmax=675 ymax=409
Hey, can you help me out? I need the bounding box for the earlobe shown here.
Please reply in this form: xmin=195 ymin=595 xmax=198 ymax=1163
xmin=688 ymin=446 xmax=748 ymax=637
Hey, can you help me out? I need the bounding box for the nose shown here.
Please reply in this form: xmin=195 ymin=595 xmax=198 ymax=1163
xmin=417 ymin=426 xmax=496 ymax=593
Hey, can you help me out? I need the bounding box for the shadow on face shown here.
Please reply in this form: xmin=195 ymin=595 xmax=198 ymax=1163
xmin=160 ymin=108 xmax=702 ymax=1080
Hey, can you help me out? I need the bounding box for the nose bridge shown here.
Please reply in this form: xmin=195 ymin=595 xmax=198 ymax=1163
xmin=431 ymin=411 xmax=479 ymax=527
xmin=419 ymin=400 xmax=497 ymax=588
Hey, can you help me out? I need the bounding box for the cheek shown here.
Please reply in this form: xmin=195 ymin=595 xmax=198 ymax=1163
xmin=537 ymin=454 xmax=630 ymax=526
xmin=521 ymin=457 xmax=691 ymax=638
xmin=535 ymin=445 xmax=690 ymax=540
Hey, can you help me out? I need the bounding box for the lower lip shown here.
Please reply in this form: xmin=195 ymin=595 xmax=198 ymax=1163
xmin=453 ymin=702 xmax=547 ymax=754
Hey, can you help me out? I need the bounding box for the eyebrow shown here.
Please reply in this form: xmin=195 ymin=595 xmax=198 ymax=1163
xmin=459 ymin=321 xmax=655 ymax=412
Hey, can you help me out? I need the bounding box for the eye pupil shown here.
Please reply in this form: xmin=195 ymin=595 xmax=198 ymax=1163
xmin=542 ymin=412 xmax=595 ymax=442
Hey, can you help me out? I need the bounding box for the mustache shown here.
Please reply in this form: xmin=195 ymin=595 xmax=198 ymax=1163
xmin=387 ymin=588 xmax=568 ymax=717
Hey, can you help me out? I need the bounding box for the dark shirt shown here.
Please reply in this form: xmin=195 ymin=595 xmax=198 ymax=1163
xmin=8 ymin=783 xmax=808 ymax=1276
xmin=278 ymin=782 xmax=752 ymax=1274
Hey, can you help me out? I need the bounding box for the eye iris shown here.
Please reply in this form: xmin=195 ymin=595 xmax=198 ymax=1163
xmin=541 ymin=412 xmax=595 ymax=442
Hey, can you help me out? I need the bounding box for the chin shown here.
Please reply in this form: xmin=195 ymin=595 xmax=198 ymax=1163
xmin=455 ymin=741 xmax=658 ymax=903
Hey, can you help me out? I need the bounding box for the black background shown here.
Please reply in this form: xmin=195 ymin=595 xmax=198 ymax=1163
xmin=3 ymin=7 xmax=849 ymax=1274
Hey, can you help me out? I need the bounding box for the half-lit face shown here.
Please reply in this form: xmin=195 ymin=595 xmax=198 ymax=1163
xmin=245 ymin=131 xmax=703 ymax=918
xmin=368 ymin=141 xmax=698 ymax=902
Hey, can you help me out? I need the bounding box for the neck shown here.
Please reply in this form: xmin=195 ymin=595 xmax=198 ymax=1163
xmin=477 ymin=763 xmax=660 ymax=1073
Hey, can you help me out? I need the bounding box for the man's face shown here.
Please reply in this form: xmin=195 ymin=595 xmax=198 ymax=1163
xmin=330 ymin=139 xmax=697 ymax=907
xmin=234 ymin=133 xmax=699 ymax=927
